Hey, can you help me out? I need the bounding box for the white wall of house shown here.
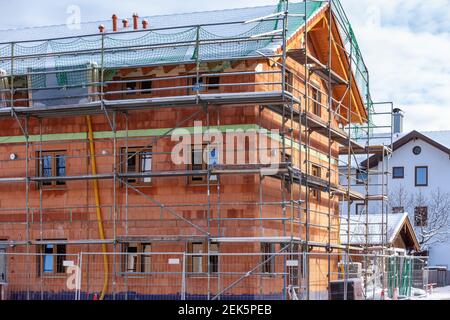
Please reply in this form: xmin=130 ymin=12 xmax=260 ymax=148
xmin=340 ymin=134 xmax=450 ymax=267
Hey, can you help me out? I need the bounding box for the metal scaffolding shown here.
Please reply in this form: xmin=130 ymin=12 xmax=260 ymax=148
xmin=0 ymin=0 xmax=399 ymax=300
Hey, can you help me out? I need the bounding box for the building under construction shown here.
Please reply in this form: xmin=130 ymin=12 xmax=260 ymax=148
xmin=0 ymin=0 xmax=427 ymax=300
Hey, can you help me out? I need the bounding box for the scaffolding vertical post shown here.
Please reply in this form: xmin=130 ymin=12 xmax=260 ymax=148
xmin=296 ymin=25 xmax=304 ymax=299
xmin=281 ymin=0 xmax=288 ymax=100
xmin=364 ymin=88 xmax=370 ymax=300
xmin=302 ymin=0 xmax=310 ymax=301
xmin=327 ymin=0 xmax=333 ymax=299
xmin=344 ymin=15 xmax=354 ymax=302
xmin=38 ymin=119 xmax=44 ymax=241
xmin=258 ymin=106 xmax=265 ymax=239
xmin=216 ymin=105 xmax=222 ymax=300
xmin=288 ymin=100 xmax=296 ymax=297
xmin=386 ymin=102 xmax=394 ymax=249
xmin=124 ymin=111 xmax=129 ymax=300
xmin=24 ymin=116 xmax=31 ymax=301
xmin=206 ymin=104 xmax=211 ymax=300
xmin=181 ymin=252 xmax=186 ymax=300
xmin=281 ymin=66 xmax=288 ymax=302
xmin=77 ymin=252 xmax=83 ymax=300
xmin=282 ymin=0 xmax=289 ymax=300
xmin=9 ymin=42 xmax=14 ymax=110
xmin=100 ymin=31 xmax=106 ymax=105
xmin=195 ymin=25 xmax=201 ymax=104
xmin=38 ymin=118 xmax=44 ymax=300
xmin=25 ymin=122 xmax=30 ymax=244
xmin=125 ymin=112 xmax=129 ymax=237
xmin=112 ymin=111 xmax=117 ymax=300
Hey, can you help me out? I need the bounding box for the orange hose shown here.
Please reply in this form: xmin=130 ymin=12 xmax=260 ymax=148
xmin=86 ymin=115 xmax=109 ymax=300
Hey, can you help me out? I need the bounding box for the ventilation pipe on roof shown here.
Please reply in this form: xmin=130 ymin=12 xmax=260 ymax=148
xmin=98 ymin=24 xmax=105 ymax=33
xmin=393 ymin=108 xmax=404 ymax=134
xmin=112 ymin=14 xmax=118 ymax=32
xmin=133 ymin=13 xmax=139 ymax=30
xmin=142 ymin=19 xmax=149 ymax=30
xmin=122 ymin=19 xmax=129 ymax=28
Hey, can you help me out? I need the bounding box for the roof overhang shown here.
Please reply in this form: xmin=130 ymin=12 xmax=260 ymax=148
xmin=341 ymin=212 xmax=421 ymax=252
xmin=397 ymin=215 xmax=421 ymax=252
xmin=278 ymin=4 xmax=368 ymax=124
xmin=364 ymin=130 xmax=450 ymax=168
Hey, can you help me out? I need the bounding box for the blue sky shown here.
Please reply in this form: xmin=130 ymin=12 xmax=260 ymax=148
xmin=1 ymin=0 xmax=449 ymax=132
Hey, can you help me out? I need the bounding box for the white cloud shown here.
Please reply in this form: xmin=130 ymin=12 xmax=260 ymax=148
xmin=405 ymin=104 xmax=450 ymax=132
xmin=341 ymin=0 xmax=450 ymax=131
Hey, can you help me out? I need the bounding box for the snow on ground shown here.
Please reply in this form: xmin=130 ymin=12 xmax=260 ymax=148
xmin=410 ymin=286 xmax=450 ymax=300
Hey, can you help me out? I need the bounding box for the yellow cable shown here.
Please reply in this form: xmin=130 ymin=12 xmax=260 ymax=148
xmin=86 ymin=115 xmax=109 ymax=300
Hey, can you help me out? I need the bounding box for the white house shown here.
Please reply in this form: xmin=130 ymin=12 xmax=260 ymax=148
xmin=340 ymin=111 xmax=450 ymax=267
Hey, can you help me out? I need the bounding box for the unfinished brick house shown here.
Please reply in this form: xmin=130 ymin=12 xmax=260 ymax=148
xmin=0 ymin=0 xmax=392 ymax=300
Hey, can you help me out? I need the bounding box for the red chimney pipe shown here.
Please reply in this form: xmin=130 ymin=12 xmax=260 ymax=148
xmin=112 ymin=14 xmax=118 ymax=32
xmin=122 ymin=19 xmax=129 ymax=28
xmin=98 ymin=24 xmax=105 ymax=33
xmin=142 ymin=19 xmax=149 ymax=30
xmin=132 ymin=13 xmax=139 ymax=30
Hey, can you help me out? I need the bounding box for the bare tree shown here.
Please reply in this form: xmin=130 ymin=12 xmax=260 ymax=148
xmin=388 ymin=185 xmax=413 ymax=212
xmin=415 ymin=189 xmax=450 ymax=250
xmin=389 ymin=186 xmax=450 ymax=251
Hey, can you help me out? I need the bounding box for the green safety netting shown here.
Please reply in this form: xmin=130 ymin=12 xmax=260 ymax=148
xmin=388 ymin=256 xmax=413 ymax=298
xmin=0 ymin=1 xmax=328 ymax=88
xmin=48 ymin=36 xmax=102 ymax=88
xmin=196 ymin=22 xmax=275 ymax=61
xmin=46 ymin=29 xmax=199 ymax=87
xmin=104 ymin=29 xmax=198 ymax=67
xmin=331 ymin=1 xmax=374 ymax=139
xmin=0 ymin=0 xmax=373 ymax=119
xmin=399 ymin=258 xmax=412 ymax=296
xmin=388 ymin=256 xmax=399 ymax=298
xmin=196 ymin=1 xmax=324 ymax=60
